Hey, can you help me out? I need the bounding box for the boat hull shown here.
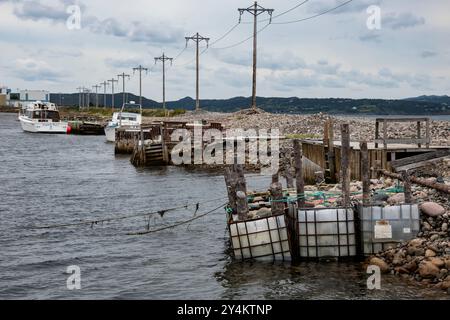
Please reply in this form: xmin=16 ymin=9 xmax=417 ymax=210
xmin=105 ymin=126 xmax=116 ymax=142
xmin=19 ymin=116 xmax=68 ymax=134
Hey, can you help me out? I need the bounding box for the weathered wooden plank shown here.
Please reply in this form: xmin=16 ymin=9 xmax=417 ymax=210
xmin=395 ymin=156 xmax=450 ymax=172
xmin=375 ymin=117 xmax=430 ymax=123
xmin=360 ymin=141 xmax=370 ymax=206
xmin=294 ymin=140 xmax=305 ymax=208
xmin=270 ymin=182 xmax=284 ymax=216
xmin=402 ymin=171 xmax=413 ymax=204
xmin=391 ymin=149 xmax=450 ymax=169
xmin=340 ymin=124 xmax=351 ymax=207
xmin=380 ymin=169 xmax=450 ymax=195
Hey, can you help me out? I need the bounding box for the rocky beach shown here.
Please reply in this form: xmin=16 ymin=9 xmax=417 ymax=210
xmin=146 ymin=108 xmax=450 ymax=146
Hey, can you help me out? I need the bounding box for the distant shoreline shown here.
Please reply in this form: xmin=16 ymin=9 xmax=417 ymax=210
xmin=2 ymin=106 xmax=450 ymax=121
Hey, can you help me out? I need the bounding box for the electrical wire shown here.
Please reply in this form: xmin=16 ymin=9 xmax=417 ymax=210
xmin=209 ymin=22 xmax=241 ymax=47
xmin=272 ymin=0 xmax=354 ymax=25
xmin=241 ymin=0 xmax=310 ymax=24
xmin=210 ymin=23 xmax=271 ymax=51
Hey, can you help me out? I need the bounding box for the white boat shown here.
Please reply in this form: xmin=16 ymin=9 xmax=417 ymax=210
xmin=105 ymin=102 xmax=142 ymax=142
xmin=19 ymin=101 xmax=69 ymax=134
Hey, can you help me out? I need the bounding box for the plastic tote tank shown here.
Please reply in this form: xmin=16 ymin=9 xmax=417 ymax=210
xmin=297 ymin=207 xmax=357 ymax=258
xmin=228 ymin=214 xmax=291 ymax=261
xmin=358 ymin=204 xmax=420 ymax=255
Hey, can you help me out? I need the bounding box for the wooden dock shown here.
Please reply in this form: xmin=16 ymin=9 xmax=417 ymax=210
xmin=128 ymin=121 xmax=225 ymax=165
xmin=301 ymin=117 xmax=450 ymax=183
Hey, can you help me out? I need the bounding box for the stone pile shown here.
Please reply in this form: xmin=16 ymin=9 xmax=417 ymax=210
xmin=154 ymin=110 xmax=450 ymax=146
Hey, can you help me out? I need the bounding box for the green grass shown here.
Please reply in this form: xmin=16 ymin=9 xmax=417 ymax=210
xmin=285 ymin=133 xmax=322 ymax=140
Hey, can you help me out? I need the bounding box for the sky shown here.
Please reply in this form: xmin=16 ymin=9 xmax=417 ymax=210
xmin=0 ymin=0 xmax=449 ymax=101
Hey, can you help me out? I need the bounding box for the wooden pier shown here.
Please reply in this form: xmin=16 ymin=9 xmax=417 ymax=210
xmin=127 ymin=120 xmax=225 ymax=165
xmin=301 ymin=117 xmax=450 ymax=183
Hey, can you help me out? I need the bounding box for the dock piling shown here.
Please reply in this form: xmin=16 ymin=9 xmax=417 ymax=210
xmin=340 ymin=124 xmax=351 ymax=207
xmin=293 ymin=139 xmax=305 ymax=208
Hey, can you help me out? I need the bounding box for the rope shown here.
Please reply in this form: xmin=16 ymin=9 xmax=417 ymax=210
xmin=27 ymin=196 xmax=228 ymax=230
xmin=126 ymin=202 xmax=227 ymax=236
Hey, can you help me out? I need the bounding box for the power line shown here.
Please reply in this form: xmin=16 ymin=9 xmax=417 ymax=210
xmin=209 ymin=22 xmax=241 ymax=47
xmin=210 ymin=23 xmax=270 ymax=50
xmin=241 ymin=0 xmax=309 ymax=23
xmin=272 ymin=0 xmax=354 ymax=25
xmin=272 ymin=0 xmax=309 ymax=19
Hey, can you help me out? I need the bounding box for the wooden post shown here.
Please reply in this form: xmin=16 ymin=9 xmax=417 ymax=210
xmin=234 ymin=164 xmax=247 ymax=191
xmin=401 ymin=170 xmax=412 ymax=204
xmin=341 ymin=124 xmax=351 ymax=207
xmin=375 ymin=120 xmax=379 ymax=149
xmin=323 ymin=120 xmax=330 ymax=145
xmin=383 ymin=119 xmax=387 ymax=149
xmin=285 ymin=167 xmax=294 ymax=189
xmin=271 ymin=171 xmax=279 ymax=184
xmin=360 ymin=141 xmax=370 ymax=206
xmin=293 ymin=139 xmax=305 ymax=208
xmin=426 ymin=119 xmax=430 ymax=148
xmin=328 ymin=120 xmax=336 ymax=183
xmin=224 ymin=167 xmax=238 ymax=213
xmin=270 ymin=182 xmax=284 ymax=216
xmin=236 ymin=191 xmax=249 ymax=221
xmin=417 ymin=121 xmax=421 ymax=148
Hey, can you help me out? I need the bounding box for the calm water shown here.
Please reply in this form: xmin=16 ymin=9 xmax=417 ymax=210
xmin=0 ymin=112 xmax=448 ymax=300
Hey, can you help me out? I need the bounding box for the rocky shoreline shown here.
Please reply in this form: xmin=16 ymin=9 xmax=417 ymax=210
xmin=156 ymin=108 xmax=450 ymax=146
xmin=364 ymin=160 xmax=450 ymax=294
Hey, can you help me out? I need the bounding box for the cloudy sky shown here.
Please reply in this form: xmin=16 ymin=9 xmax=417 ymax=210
xmin=0 ymin=0 xmax=449 ymax=101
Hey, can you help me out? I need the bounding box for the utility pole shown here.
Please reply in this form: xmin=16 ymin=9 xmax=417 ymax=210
xmin=86 ymin=88 xmax=91 ymax=110
xmin=100 ymin=81 xmax=109 ymax=107
xmin=76 ymin=87 xmax=83 ymax=109
xmin=185 ymin=33 xmax=210 ymax=112
xmin=238 ymin=1 xmax=273 ymax=110
xmin=154 ymin=53 xmax=173 ymax=110
xmin=132 ymin=65 xmax=148 ymax=107
xmin=108 ymin=78 xmax=119 ymax=111
xmin=117 ymin=72 xmax=130 ymax=106
xmin=92 ymin=85 xmax=101 ymax=108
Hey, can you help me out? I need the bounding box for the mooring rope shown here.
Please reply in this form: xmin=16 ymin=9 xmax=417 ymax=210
xmin=27 ymin=196 xmax=228 ymax=230
xmin=126 ymin=202 xmax=228 ymax=236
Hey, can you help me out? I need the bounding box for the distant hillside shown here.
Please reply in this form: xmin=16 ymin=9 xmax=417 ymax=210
xmin=404 ymin=95 xmax=450 ymax=105
xmin=50 ymin=93 xmax=450 ymax=115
